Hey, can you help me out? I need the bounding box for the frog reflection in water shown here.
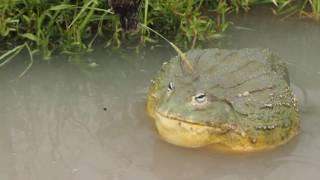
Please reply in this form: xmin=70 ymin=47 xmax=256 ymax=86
xmin=147 ymin=49 xmax=300 ymax=152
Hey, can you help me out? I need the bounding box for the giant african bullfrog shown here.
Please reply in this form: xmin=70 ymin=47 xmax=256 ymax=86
xmin=147 ymin=48 xmax=300 ymax=152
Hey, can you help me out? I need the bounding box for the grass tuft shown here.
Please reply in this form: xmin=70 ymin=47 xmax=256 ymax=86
xmin=0 ymin=0 xmax=319 ymax=62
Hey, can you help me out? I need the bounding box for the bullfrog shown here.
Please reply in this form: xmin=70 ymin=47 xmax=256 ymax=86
xmin=147 ymin=48 xmax=300 ymax=152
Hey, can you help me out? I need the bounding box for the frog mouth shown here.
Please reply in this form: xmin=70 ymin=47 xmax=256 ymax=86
xmin=155 ymin=110 xmax=238 ymax=133
xmin=153 ymin=110 xmax=246 ymax=149
xmin=153 ymin=110 xmax=271 ymax=152
xmin=155 ymin=110 xmax=208 ymax=125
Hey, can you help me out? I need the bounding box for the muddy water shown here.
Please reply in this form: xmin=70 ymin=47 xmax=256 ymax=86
xmin=1 ymin=9 xmax=320 ymax=180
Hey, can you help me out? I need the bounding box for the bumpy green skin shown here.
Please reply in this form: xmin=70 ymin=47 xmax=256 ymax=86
xmin=148 ymin=48 xmax=300 ymax=150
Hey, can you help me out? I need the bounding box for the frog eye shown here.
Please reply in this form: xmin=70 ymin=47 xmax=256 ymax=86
xmin=168 ymin=82 xmax=174 ymax=91
xmin=194 ymin=92 xmax=207 ymax=104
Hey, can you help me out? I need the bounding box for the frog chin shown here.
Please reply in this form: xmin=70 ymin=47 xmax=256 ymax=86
xmin=154 ymin=111 xmax=222 ymax=148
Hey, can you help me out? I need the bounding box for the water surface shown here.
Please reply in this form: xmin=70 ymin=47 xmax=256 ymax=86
xmin=1 ymin=8 xmax=320 ymax=180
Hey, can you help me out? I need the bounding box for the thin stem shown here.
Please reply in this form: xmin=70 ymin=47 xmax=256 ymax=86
xmin=18 ymin=43 xmax=34 ymax=78
xmin=139 ymin=23 xmax=194 ymax=73
xmin=0 ymin=45 xmax=24 ymax=67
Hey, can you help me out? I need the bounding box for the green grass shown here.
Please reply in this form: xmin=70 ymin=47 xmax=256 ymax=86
xmin=303 ymin=0 xmax=320 ymax=19
xmin=0 ymin=43 xmax=34 ymax=78
xmin=0 ymin=0 xmax=112 ymax=58
xmin=0 ymin=0 xmax=320 ymax=62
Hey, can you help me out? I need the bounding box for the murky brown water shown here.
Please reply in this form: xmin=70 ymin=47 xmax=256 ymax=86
xmin=1 ymin=8 xmax=320 ymax=180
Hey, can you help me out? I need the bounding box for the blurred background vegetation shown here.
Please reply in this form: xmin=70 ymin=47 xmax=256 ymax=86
xmin=0 ymin=0 xmax=319 ymax=59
